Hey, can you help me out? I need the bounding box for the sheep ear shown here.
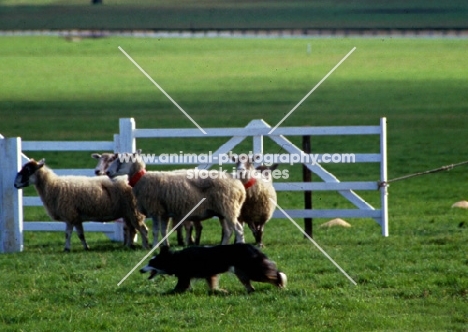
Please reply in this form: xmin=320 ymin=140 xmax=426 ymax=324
xmin=91 ymin=153 xmax=102 ymax=159
xmin=37 ymin=159 xmax=45 ymax=168
xmin=136 ymin=149 xmax=142 ymax=155
xmin=270 ymin=163 xmax=279 ymax=171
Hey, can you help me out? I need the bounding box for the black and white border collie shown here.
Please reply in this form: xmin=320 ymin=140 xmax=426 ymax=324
xmin=140 ymin=243 xmax=287 ymax=293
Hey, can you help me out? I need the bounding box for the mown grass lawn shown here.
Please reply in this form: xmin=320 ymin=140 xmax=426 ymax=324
xmin=0 ymin=36 xmax=467 ymax=331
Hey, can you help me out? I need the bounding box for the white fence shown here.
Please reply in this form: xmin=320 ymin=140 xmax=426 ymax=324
xmin=0 ymin=118 xmax=388 ymax=253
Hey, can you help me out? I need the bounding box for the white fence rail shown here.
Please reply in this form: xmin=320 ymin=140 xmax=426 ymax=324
xmin=0 ymin=117 xmax=388 ymax=253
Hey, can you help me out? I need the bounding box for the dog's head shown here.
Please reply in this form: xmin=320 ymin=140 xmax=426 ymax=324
xmin=139 ymin=246 xmax=172 ymax=280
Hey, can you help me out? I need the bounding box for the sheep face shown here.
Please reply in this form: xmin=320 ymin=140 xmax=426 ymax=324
xmin=106 ymin=151 xmax=144 ymax=178
xmin=14 ymin=159 xmax=45 ymax=189
xmin=91 ymin=153 xmax=117 ymax=176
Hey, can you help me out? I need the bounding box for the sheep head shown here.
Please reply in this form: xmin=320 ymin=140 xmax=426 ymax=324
xmin=14 ymin=159 xmax=45 ymax=188
xmin=106 ymin=150 xmax=145 ymax=180
xmin=91 ymin=152 xmax=117 ymax=176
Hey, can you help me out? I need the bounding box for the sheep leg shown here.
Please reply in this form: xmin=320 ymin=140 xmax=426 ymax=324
xmin=64 ymin=222 xmax=74 ymax=252
xmin=74 ymin=222 xmax=90 ymax=251
xmin=136 ymin=221 xmax=150 ymax=249
xmin=232 ymin=219 xmax=245 ymax=244
xmin=254 ymin=223 xmax=265 ymax=247
xmin=248 ymin=222 xmax=265 ymax=247
xmin=219 ymin=218 xmax=233 ymax=245
xmin=194 ymin=221 xmax=203 ymax=245
xmin=122 ymin=219 xmax=136 ymax=248
xmin=125 ymin=215 xmax=150 ymax=249
xmin=176 ymin=221 xmax=186 ymax=246
xmin=159 ymin=217 xmax=170 ymax=247
xmin=183 ymin=221 xmax=193 ymax=246
xmin=151 ymin=216 xmax=161 ymax=247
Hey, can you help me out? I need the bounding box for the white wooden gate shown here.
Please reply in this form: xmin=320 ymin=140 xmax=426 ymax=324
xmin=120 ymin=117 xmax=388 ymax=231
xmin=0 ymin=117 xmax=387 ymax=253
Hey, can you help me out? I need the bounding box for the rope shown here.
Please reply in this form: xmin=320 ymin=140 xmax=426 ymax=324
xmin=378 ymin=160 xmax=468 ymax=188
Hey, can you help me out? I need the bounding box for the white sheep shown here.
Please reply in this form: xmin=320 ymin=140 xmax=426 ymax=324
xmin=92 ymin=152 xmax=117 ymax=176
xmin=106 ymin=151 xmax=246 ymax=246
xmin=14 ymin=158 xmax=150 ymax=251
xmin=92 ymin=152 xmax=142 ymax=246
xmin=232 ymin=155 xmax=278 ymax=247
xmin=92 ymin=152 xmax=202 ymax=246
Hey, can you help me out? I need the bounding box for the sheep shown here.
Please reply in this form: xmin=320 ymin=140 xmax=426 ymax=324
xmin=14 ymin=158 xmax=150 ymax=251
xmin=92 ymin=152 xmax=141 ymax=247
xmin=231 ymin=155 xmax=278 ymax=247
xmin=92 ymin=152 xmax=202 ymax=246
xmin=106 ymin=151 xmax=246 ymax=246
xmin=92 ymin=152 xmax=117 ymax=176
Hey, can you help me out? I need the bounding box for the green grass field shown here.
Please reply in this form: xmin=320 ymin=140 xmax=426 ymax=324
xmin=0 ymin=36 xmax=467 ymax=331
xmin=1 ymin=0 xmax=468 ymax=30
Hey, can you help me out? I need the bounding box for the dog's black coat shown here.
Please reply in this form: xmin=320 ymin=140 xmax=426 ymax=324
xmin=140 ymin=243 xmax=286 ymax=293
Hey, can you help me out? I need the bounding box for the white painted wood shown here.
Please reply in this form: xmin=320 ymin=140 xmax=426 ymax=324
xmin=0 ymin=137 xmax=24 ymax=253
xmin=22 ymin=141 xmax=113 ymax=151
xmin=251 ymin=119 xmax=265 ymax=167
xmin=380 ymin=117 xmax=389 ymax=236
xmin=23 ymin=197 xmax=43 ymax=206
xmin=133 ymin=125 xmax=381 ymax=138
xmin=23 ymin=221 xmax=116 ymax=232
xmin=273 ymin=209 xmax=381 ymax=219
xmin=119 ymin=118 xmax=136 ymax=152
xmin=273 ymin=182 xmax=378 ymax=191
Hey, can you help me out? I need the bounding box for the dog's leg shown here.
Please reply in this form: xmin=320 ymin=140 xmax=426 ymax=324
xmin=206 ymin=275 xmax=228 ymax=294
xmin=233 ymin=268 xmax=255 ymax=293
xmin=173 ymin=276 xmax=191 ymax=293
xmin=206 ymin=275 xmax=219 ymax=290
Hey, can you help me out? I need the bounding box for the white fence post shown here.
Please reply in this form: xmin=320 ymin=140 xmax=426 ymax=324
xmin=119 ymin=118 xmax=136 ymax=152
xmin=250 ymin=119 xmax=265 ymax=166
xmin=380 ymin=117 xmax=389 ymax=236
xmin=0 ymin=137 xmax=24 ymax=253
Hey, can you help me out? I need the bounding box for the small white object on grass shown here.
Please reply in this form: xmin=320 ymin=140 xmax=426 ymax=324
xmin=320 ymin=218 xmax=351 ymax=228
xmin=451 ymin=200 xmax=468 ymax=209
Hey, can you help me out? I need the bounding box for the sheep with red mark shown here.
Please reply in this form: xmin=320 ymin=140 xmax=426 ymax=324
xmin=232 ymin=154 xmax=278 ymax=247
xmin=106 ymin=151 xmax=246 ymax=246
xmin=92 ymin=152 xmax=202 ymax=246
